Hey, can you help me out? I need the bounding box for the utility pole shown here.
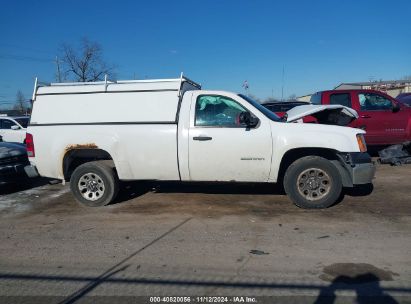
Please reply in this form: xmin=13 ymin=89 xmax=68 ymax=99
xmin=55 ymin=56 xmax=62 ymax=82
xmin=281 ymin=65 xmax=285 ymax=101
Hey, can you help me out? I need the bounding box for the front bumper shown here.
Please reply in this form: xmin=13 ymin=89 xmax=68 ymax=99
xmin=349 ymin=162 xmax=376 ymax=185
xmin=334 ymin=152 xmax=376 ymax=186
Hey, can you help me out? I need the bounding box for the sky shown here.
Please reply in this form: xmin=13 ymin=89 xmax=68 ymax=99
xmin=1 ymin=0 xmax=410 ymax=108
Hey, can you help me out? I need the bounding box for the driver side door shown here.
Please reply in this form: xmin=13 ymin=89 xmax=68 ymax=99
xmin=355 ymin=92 xmax=407 ymax=145
xmin=188 ymin=94 xmax=273 ymax=182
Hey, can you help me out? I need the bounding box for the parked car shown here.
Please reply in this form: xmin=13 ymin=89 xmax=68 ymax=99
xmin=0 ymin=141 xmax=29 ymax=185
xmin=396 ymin=93 xmax=411 ymax=107
xmin=262 ymin=101 xmax=308 ymax=117
xmin=310 ymin=90 xmax=411 ymax=146
xmin=0 ymin=116 xmax=29 ymax=143
xmin=25 ymin=75 xmax=375 ymax=209
xmin=262 ymin=101 xmax=317 ymax=123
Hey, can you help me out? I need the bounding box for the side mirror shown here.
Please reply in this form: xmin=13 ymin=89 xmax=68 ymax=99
xmin=392 ymin=103 xmax=400 ymax=113
xmin=239 ymin=111 xmax=259 ymax=128
xmin=11 ymin=125 xmax=20 ymax=130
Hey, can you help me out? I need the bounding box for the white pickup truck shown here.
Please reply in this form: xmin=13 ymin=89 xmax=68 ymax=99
xmin=25 ymin=75 xmax=375 ymax=209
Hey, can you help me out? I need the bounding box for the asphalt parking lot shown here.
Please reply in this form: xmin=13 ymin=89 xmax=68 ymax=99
xmin=0 ymin=164 xmax=410 ymax=303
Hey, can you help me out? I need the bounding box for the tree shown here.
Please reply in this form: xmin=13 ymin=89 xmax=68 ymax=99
xmin=264 ymin=97 xmax=280 ymax=103
xmin=248 ymin=94 xmax=261 ymax=103
xmin=287 ymin=94 xmax=297 ymax=101
xmin=13 ymin=90 xmax=26 ymax=114
xmin=58 ymin=38 xmax=116 ymax=82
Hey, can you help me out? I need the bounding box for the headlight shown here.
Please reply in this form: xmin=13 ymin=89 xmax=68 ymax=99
xmin=356 ymin=134 xmax=367 ymax=152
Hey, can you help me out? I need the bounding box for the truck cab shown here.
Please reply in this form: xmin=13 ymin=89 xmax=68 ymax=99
xmin=311 ymin=90 xmax=411 ymax=145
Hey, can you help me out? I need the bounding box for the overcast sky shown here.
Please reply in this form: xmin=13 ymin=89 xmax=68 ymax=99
xmin=1 ymin=0 xmax=410 ymax=106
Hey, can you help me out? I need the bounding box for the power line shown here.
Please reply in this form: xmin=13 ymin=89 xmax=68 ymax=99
xmin=0 ymin=99 xmax=31 ymax=103
xmin=0 ymin=93 xmax=31 ymax=99
xmin=0 ymin=53 xmax=52 ymax=63
xmin=0 ymin=43 xmax=54 ymax=56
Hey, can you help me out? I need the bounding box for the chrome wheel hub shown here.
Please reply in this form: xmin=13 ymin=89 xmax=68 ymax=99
xmin=297 ymin=168 xmax=331 ymax=201
xmin=78 ymin=173 xmax=105 ymax=201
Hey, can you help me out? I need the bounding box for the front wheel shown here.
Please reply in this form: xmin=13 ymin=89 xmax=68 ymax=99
xmin=70 ymin=161 xmax=119 ymax=207
xmin=284 ymin=156 xmax=342 ymax=209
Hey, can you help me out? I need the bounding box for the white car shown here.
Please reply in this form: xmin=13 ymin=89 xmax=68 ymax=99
xmin=0 ymin=116 xmax=29 ymax=143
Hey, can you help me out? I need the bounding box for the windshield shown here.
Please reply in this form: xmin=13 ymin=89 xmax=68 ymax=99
xmin=14 ymin=118 xmax=29 ymax=128
xmin=238 ymin=94 xmax=281 ymax=122
xmin=310 ymin=92 xmax=322 ymax=105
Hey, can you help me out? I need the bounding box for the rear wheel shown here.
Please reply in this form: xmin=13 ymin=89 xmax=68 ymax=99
xmin=284 ymin=156 xmax=342 ymax=209
xmin=70 ymin=161 xmax=119 ymax=207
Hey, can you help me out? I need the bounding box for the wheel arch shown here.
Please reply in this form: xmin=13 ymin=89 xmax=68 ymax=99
xmin=277 ymin=147 xmax=353 ymax=187
xmin=277 ymin=148 xmax=338 ymax=183
xmin=62 ymin=148 xmax=114 ymax=181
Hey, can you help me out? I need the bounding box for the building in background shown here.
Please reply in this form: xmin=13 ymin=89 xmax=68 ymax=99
xmin=334 ymin=80 xmax=411 ymax=97
xmin=296 ymin=94 xmax=312 ymax=102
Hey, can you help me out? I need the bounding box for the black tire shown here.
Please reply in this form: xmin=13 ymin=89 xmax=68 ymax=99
xmin=70 ymin=161 xmax=119 ymax=207
xmin=284 ymin=156 xmax=342 ymax=209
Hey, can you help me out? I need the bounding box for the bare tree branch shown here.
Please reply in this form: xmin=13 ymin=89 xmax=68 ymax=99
xmin=13 ymin=90 xmax=26 ymax=114
xmin=59 ymin=38 xmax=116 ymax=82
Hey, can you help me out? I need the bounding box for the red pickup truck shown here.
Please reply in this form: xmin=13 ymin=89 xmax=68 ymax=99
xmin=310 ymin=90 xmax=411 ymax=146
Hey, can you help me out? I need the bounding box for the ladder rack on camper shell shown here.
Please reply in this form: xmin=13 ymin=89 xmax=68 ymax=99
xmin=31 ymin=73 xmax=201 ymax=101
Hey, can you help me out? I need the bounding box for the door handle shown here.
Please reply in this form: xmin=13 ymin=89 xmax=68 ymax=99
xmin=360 ymin=115 xmax=371 ymax=118
xmin=193 ymin=136 xmax=212 ymax=141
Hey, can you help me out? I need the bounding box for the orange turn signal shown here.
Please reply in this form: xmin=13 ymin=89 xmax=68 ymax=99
xmin=356 ymin=134 xmax=367 ymax=152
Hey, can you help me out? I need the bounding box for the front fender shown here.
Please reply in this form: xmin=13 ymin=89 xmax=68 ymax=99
xmin=269 ymin=123 xmax=362 ymax=182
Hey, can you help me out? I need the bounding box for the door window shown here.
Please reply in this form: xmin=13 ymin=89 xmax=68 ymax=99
xmin=15 ymin=118 xmax=29 ymax=128
xmin=195 ymin=95 xmax=247 ymax=127
xmin=1 ymin=119 xmax=16 ymax=129
xmin=358 ymin=93 xmax=392 ymax=111
xmin=330 ymin=93 xmax=352 ymax=108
